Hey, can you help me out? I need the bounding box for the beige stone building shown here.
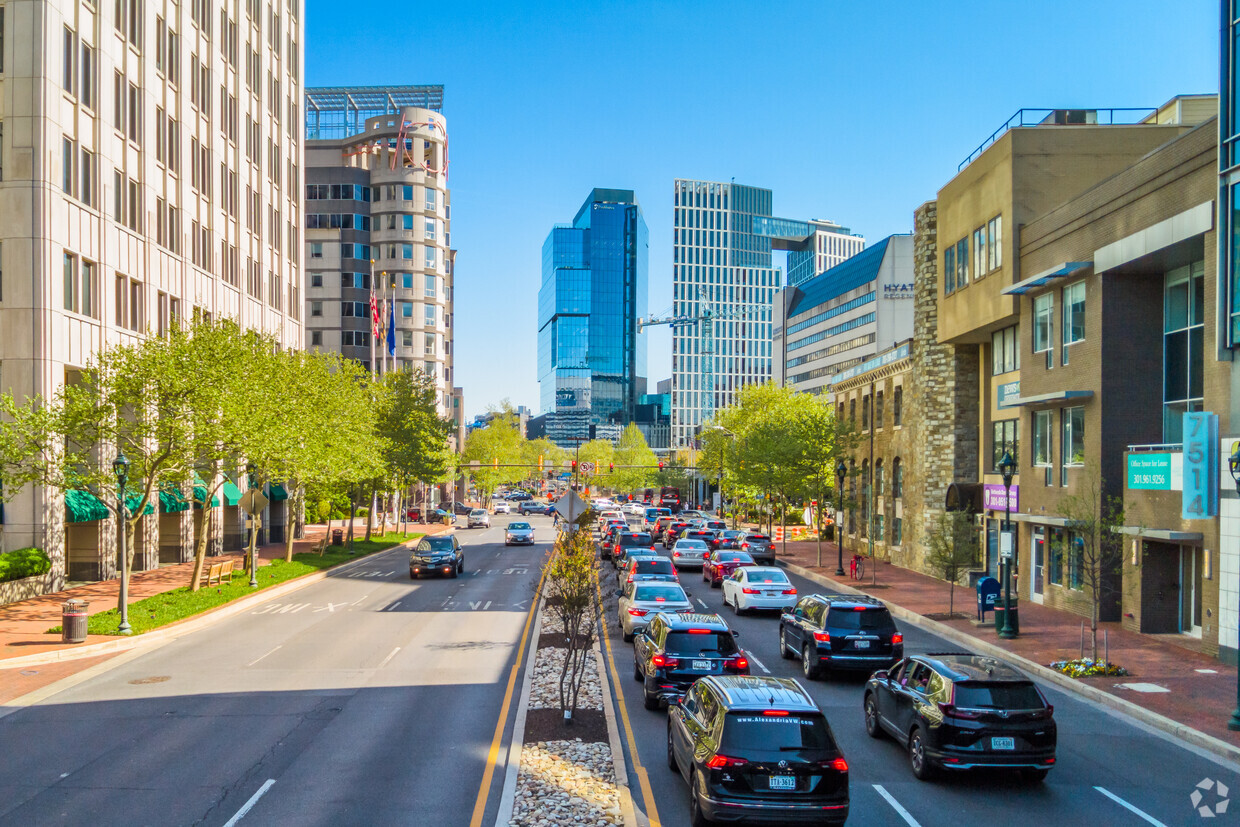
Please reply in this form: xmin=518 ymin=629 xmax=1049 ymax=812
xmin=0 ymin=1 xmax=304 ymax=585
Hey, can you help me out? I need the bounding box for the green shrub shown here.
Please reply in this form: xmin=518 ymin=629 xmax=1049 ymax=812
xmin=356 ymin=507 xmax=369 ymax=518
xmin=0 ymin=547 xmax=52 ymax=583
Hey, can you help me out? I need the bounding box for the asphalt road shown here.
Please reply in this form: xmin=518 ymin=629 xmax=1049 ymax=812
xmin=601 ymin=517 xmax=1240 ymax=827
xmin=0 ymin=516 xmax=550 ymax=826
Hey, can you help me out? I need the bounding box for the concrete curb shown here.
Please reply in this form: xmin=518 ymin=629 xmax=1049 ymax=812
xmin=780 ymin=560 xmax=1240 ymax=768
xmin=593 ymin=636 xmax=638 ymax=827
xmin=493 ymin=598 xmax=543 ymax=827
xmin=0 ymin=538 xmax=422 ymax=670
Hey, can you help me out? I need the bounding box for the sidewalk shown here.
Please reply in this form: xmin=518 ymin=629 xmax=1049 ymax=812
xmin=0 ymin=518 xmax=442 ymax=704
xmin=773 ymin=536 xmax=1240 ymax=754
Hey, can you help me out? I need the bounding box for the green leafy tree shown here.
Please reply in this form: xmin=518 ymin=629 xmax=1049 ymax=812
xmin=542 ymin=525 xmax=600 ymax=721
xmin=610 ymin=424 xmax=658 ymax=494
xmin=378 ymin=369 xmax=454 ymax=530
xmin=461 ymin=411 xmax=526 ymax=500
xmin=926 ymin=510 xmax=980 ymax=617
xmin=1054 ymin=463 xmax=1125 ymax=661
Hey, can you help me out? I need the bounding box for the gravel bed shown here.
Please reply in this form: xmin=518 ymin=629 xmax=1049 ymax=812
xmin=509 ymin=739 xmax=622 ymax=827
xmin=528 ymin=646 xmax=603 ymax=710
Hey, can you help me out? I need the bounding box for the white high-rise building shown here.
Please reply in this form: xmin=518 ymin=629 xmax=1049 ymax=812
xmin=0 ymin=0 xmax=304 ymax=584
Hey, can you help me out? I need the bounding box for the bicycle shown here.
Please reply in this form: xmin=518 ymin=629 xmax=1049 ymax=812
xmin=850 ymin=554 xmax=866 ymax=581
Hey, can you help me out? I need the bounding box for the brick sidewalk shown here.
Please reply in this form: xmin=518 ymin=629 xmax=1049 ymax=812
xmin=769 ymin=536 xmax=1240 ymax=750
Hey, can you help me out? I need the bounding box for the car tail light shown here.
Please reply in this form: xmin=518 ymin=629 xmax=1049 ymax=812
xmin=741 ymin=587 xmax=760 ymax=594
xmin=1028 ymin=705 xmax=1054 ymax=720
xmin=937 ymin=702 xmax=981 ymax=720
xmin=762 ymin=710 xmax=789 ymax=718
xmin=892 ymin=633 xmax=904 ymax=645
xmin=816 ymin=757 xmax=849 ymax=772
xmin=627 ymin=608 xmax=648 ymax=617
xmin=687 ymin=629 xmax=712 ymax=634
xmin=705 ymin=754 xmax=747 ymax=769
xmin=813 ymin=631 xmax=831 ymax=643
xmin=853 ymin=606 xmax=867 ymax=611
xmin=673 ymin=551 xmax=681 ymax=557
xmin=651 ymin=653 xmax=679 ymax=669
xmin=782 ymin=588 xmax=797 ymax=595
xmin=741 ymin=542 xmax=749 ymax=549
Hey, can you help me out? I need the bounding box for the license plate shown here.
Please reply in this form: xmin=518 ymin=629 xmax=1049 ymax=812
xmin=991 ymin=737 xmax=1015 ymax=750
xmin=768 ymin=775 xmax=796 ymax=790
xmin=853 ymin=640 xmax=870 ymax=649
xmin=692 ymin=660 xmax=712 ymax=671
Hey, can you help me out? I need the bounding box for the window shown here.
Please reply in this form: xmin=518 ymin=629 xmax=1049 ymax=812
xmin=1062 ymin=281 xmax=1085 ymax=352
xmin=892 ymin=386 xmax=902 ymax=426
xmin=892 ymin=458 xmax=902 ymax=498
xmin=81 ymin=44 xmax=94 ymax=108
xmin=63 ymin=252 xmax=77 ymax=312
xmin=425 ymin=303 xmax=435 ymax=327
xmin=944 ymin=245 xmax=955 ymax=294
xmin=992 ymin=325 xmax=1019 ymax=374
xmin=1048 ymin=527 xmax=1064 ymax=586
xmin=1068 ymin=532 xmax=1084 ymax=590
xmin=992 ymin=419 xmax=1019 ymax=471
xmin=309 ymin=242 xmax=323 ymax=258
xmin=1033 ymin=410 xmax=1053 ymax=469
xmin=310 ymin=301 xmax=322 ymax=317
xmin=424 ymin=245 xmax=436 ymax=269
xmin=80 ymin=149 xmax=94 ymax=207
xmin=0 ymin=8 xmax=5 ymax=73
xmin=988 ymin=215 xmax=1002 ymax=271
xmin=874 ymin=459 xmax=884 ymax=497
xmin=973 ymin=226 xmax=986 ymax=278
xmin=310 ymin=331 xmax=322 ymax=347
xmin=425 ymin=187 xmax=436 ymax=211
xmin=402 ymin=330 xmax=413 ymax=347
xmin=128 ymin=279 xmax=143 ymax=331
xmin=402 ymin=243 xmax=413 ymax=260
xmin=402 ymin=185 xmax=412 ymax=200
xmin=402 ymin=273 xmax=413 ymax=289
xmin=892 ymin=517 xmax=902 ymax=546
xmin=401 ymin=301 xmax=412 ymax=318
xmin=310 ymin=273 xmax=323 ymax=288
xmin=63 ymin=27 xmax=75 ymax=95
xmin=849 ymin=398 xmax=856 ymax=422
xmin=1033 ymin=293 xmax=1054 ymax=355
xmin=424 ymin=274 xmax=437 ymax=298
xmin=61 ymin=137 xmax=75 ymax=195
xmin=424 ymin=333 xmax=436 ymax=355
xmin=955 ymin=238 xmax=968 ymax=287
xmin=424 ymin=217 xmax=436 ymax=240
xmin=1061 ymin=406 xmax=1084 ymax=476
xmin=875 ymin=391 xmax=884 ymax=428
xmin=1163 ymin=261 xmax=1205 ymax=442
xmin=861 ymin=395 xmax=870 ymax=429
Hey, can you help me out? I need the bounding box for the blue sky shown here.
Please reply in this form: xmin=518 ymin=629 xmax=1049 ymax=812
xmin=305 ymin=0 xmax=1219 ymax=419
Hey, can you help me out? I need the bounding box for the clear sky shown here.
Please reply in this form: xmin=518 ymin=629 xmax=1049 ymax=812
xmin=305 ymin=0 xmax=1219 ymax=419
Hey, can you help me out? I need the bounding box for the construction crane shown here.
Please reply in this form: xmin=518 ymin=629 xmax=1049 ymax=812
xmin=638 ymin=287 xmax=762 ymax=426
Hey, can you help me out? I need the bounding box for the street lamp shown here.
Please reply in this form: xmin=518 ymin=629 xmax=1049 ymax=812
xmin=835 ymin=459 xmax=847 ymax=577
xmin=1228 ymin=443 xmax=1240 ymax=731
xmin=111 ymin=452 xmax=132 ymax=635
xmin=998 ymin=450 xmax=1018 ymax=640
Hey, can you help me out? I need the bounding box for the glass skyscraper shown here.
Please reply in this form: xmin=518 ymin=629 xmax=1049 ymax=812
xmin=538 ymin=189 xmax=648 ymax=446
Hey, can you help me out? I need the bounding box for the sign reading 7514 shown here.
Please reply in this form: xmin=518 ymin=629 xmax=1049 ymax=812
xmin=1181 ymin=412 xmax=1218 ymax=520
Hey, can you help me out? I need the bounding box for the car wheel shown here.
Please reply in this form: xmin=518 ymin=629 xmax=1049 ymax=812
xmin=779 ymin=626 xmax=793 ymax=659
xmin=710 ymin=577 xmax=720 ymax=589
xmin=735 ymin=596 xmax=748 ymax=616
xmin=864 ymin=693 xmax=882 ymax=739
xmin=622 ymin=630 xmax=634 ymax=643
xmin=802 ymin=645 xmax=820 ymax=680
xmin=688 ymin=771 xmax=709 ymax=827
xmin=643 ymin=678 xmax=660 ymax=711
xmin=458 ymin=559 xmax=465 ymax=574
xmin=1025 ymin=768 xmax=1050 ymax=783
xmin=909 ymin=727 xmax=934 ymax=780
xmin=667 ymin=721 xmax=680 ymax=772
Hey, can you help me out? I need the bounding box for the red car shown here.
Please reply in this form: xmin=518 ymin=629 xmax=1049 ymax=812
xmin=702 ymin=550 xmax=756 ymax=588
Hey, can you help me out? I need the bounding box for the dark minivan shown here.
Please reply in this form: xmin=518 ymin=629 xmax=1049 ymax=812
xmin=779 ymin=595 xmax=903 ymax=679
xmin=668 ymin=675 xmax=849 ymax=826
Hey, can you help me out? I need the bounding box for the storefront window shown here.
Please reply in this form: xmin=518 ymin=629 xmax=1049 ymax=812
xmin=1047 ymin=527 xmax=1064 ymax=585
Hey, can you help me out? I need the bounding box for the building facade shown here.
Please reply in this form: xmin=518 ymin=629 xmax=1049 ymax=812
xmin=756 ymin=217 xmax=865 ymax=287
xmin=775 ymin=234 xmax=914 ymax=394
xmin=302 ymin=86 xmax=454 ymax=415
xmin=0 ymin=0 xmax=304 ymax=584
xmin=538 ymin=188 xmax=648 ymax=447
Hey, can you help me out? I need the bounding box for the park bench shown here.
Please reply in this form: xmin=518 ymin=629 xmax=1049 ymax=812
xmin=202 ymin=559 xmax=236 ymax=587
xmin=312 ymin=536 xmax=330 ymax=556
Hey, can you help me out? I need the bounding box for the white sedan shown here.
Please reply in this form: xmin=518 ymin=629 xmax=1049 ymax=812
xmin=721 ymin=566 xmax=797 ymax=614
xmin=670 ymin=538 xmax=710 ymax=569
xmin=493 ymin=500 xmax=511 ymax=514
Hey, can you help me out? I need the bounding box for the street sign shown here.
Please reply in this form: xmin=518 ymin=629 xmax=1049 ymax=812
xmin=239 ymin=489 xmax=269 ymax=516
xmin=555 ymin=490 xmax=588 ymax=523
xmin=1000 ymin=530 xmax=1014 ymax=560
xmin=579 ymin=461 xmax=595 ymax=475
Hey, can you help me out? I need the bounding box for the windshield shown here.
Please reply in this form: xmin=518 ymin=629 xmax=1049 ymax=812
xmin=633 ymin=585 xmax=689 ymax=602
xmin=827 ymin=607 xmax=896 ymax=632
xmin=720 ymin=713 xmax=836 ymax=752
xmin=418 ymin=537 xmax=455 ymax=551
xmin=470 ymin=510 xmax=486 ymax=516
xmin=630 ymin=558 xmax=674 ymax=575
xmin=664 ymin=631 xmax=739 ymax=657
xmin=953 ymin=681 xmax=1045 ymax=710
xmin=508 ymin=522 xmax=531 ymax=530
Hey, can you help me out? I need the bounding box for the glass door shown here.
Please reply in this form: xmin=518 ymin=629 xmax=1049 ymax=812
xmin=1031 ymin=527 xmax=1045 ymax=604
xmin=1180 ymin=546 xmax=1203 ymax=637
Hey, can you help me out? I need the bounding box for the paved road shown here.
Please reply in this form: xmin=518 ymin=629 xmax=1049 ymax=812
xmin=0 ymin=516 xmax=550 ymax=826
xmin=601 ymin=519 xmax=1240 ymax=827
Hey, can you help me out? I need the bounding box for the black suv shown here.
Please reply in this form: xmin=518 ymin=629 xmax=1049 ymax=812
xmin=632 ymin=612 xmax=749 ymax=710
xmin=739 ymin=532 xmax=774 ymax=565
xmin=668 ymin=676 xmax=849 ymax=826
xmin=864 ymin=653 xmax=1057 ymax=781
xmin=409 ymin=534 xmax=464 ymax=579
xmin=612 ymin=532 xmax=656 ymax=566
xmin=779 ymin=595 xmax=903 ymax=680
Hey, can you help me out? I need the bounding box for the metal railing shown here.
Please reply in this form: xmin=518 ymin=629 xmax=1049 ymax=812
xmin=959 ymin=107 xmax=1158 ymax=171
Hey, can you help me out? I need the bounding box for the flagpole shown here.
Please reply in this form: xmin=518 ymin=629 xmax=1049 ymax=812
xmin=369 ymin=258 xmax=376 ymax=376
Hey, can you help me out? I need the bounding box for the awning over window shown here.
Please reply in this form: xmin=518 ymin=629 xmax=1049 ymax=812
xmin=1116 ymin=526 xmax=1203 ymax=542
xmin=126 ymin=494 xmax=155 ymax=516
xmin=222 ymin=480 xmax=244 ymax=506
xmin=65 ymin=490 xmax=110 ymax=523
xmin=159 ymin=487 xmax=191 ymax=514
xmin=1001 ymin=261 xmax=1092 ymax=296
xmin=1002 ymin=390 xmax=1094 ymax=407
xmin=269 ymin=483 xmax=288 ymax=501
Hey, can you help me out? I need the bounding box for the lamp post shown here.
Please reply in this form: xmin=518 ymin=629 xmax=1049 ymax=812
xmin=998 ymin=450 xmax=1018 ymax=640
xmin=246 ymin=465 xmax=259 ymax=587
xmin=111 ymin=452 xmax=132 ymax=635
xmin=835 ymin=459 xmax=847 ymax=577
xmin=1227 ymin=443 xmax=1240 ymax=731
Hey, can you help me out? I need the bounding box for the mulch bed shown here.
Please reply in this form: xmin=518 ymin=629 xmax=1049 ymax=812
xmin=523 ymin=707 xmax=608 ymax=743
xmin=538 ymin=632 xmax=594 ymax=650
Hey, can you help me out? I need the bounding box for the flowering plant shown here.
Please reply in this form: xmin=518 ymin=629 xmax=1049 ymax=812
xmin=1048 ymin=658 xmax=1129 ymax=678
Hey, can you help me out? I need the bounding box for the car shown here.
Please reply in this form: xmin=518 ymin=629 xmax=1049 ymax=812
xmin=404 ymin=506 xmax=424 ymax=522
xmin=507 ymin=490 xmax=532 ymax=501
xmin=707 ymin=529 xmax=743 ymax=550
xmin=677 ymin=528 xmax=716 ymax=548
xmin=661 ymin=520 xmax=691 ymax=548
xmin=612 ymin=532 xmax=657 ymax=567
xmin=651 ymin=515 xmax=677 ymax=542
xmin=779 ymin=595 xmax=904 ymax=680
xmin=505 ymin=520 xmax=535 ymax=546
xmin=618 ymin=582 xmax=694 ymax=641
xmin=597 ymin=509 xmax=627 ymax=531
xmin=517 ymin=500 xmax=544 ymax=516
xmin=598 ymin=525 xmax=627 ymax=560
xmin=678 ymin=509 xmax=706 ymax=521
xmin=409 ymin=534 xmax=465 ymax=579
xmin=452 ymin=501 xmax=473 ymax=515
xmin=643 ymin=507 xmax=672 ymax=532
xmin=467 ymin=508 xmax=490 ymax=529
xmin=670 ymin=538 xmax=710 ymax=569
xmin=721 ymin=566 xmax=798 ymax=615
xmin=702 ymin=550 xmax=756 ymax=587
xmin=739 ymin=532 xmax=775 ymax=565
xmin=625 ymin=501 xmax=648 ymax=516
xmin=863 ymin=653 xmax=1057 ymax=782
xmin=493 ymin=500 xmax=511 ymax=514
xmin=632 ymin=612 xmax=749 ymax=709
xmin=618 ymin=554 xmax=678 ymax=589
xmin=668 ymin=675 xmax=849 ymax=826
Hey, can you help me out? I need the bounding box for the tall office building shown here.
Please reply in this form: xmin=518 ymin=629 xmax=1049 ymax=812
xmin=538 ymin=188 xmax=648 ymax=446
xmin=0 ymin=1 xmax=303 ymax=585
xmin=671 ymin=179 xmax=780 ymax=447
xmin=302 ymin=85 xmax=455 ymax=416
xmin=768 ymin=218 xmax=865 ymax=287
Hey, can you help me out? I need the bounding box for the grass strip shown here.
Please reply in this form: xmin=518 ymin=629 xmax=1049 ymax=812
xmin=49 ymin=532 xmax=422 ymax=636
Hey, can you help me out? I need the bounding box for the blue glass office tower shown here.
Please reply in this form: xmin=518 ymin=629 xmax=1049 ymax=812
xmin=539 ymin=189 xmax=648 ymax=446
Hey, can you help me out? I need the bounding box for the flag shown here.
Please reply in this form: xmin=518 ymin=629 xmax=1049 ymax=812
xmin=370 ymin=293 xmax=380 ymax=340
xmin=387 ymin=300 xmax=396 ymax=356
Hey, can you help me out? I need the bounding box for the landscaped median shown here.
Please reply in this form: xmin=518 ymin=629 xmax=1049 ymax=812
xmin=49 ymin=532 xmax=422 ymax=637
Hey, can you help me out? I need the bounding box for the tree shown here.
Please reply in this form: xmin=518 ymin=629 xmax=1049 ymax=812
xmin=0 ymin=392 xmax=63 ymax=553
xmin=377 ymin=369 xmax=454 ymax=532
xmin=926 ymin=510 xmax=980 ymax=617
xmin=461 ymin=412 xmax=526 ymax=500
xmin=541 ymin=524 xmax=600 ymax=722
xmin=786 ymin=396 xmax=856 ymax=568
xmin=1054 ymin=464 xmax=1125 ymax=661
xmin=610 ymin=424 xmax=657 ymax=494
xmin=576 ymin=439 xmax=615 ymax=493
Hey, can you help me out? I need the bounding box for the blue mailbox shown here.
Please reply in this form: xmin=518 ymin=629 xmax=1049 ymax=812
xmin=976 ymin=577 xmax=1000 ymax=621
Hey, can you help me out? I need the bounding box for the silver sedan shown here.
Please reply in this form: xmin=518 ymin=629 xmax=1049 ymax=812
xmin=670 ymin=538 xmax=710 ymax=569
xmin=505 ymin=521 xmax=535 ymax=546
xmin=618 ymin=582 xmax=693 ymax=641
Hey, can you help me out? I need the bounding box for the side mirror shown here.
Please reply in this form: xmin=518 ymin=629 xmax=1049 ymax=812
xmin=873 ymin=670 xmax=889 ymax=682
xmin=730 ymin=630 xmax=740 ymax=638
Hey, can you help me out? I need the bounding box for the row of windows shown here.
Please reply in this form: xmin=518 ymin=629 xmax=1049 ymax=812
xmin=306 ymin=213 xmax=371 ymax=231
xmin=1032 ymin=281 xmax=1086 ymax=364
xmin=1032 ymin=406 xmax=1085 ymax=486
xmin=846 ymin=456 xmax=905 ymax=546
xmin=787 ymin=312 xmax=876 ymax=352
xmin=944 ymin=214 xmax=1002 ymax=295
xmin=786 ymin=291 xmax=875 ymax=337
xmin=306 ymin=184 xmax=371 ymax=201
xmin=786 ymin=334 xmax=876 ymax=384
xmin=1043 ymin=526 xmax=1086 ymax=590
xmin=839 ymin=386 xmax=903 ymax=430
xmin=992 ymin=325 xmax=1020 ymax=375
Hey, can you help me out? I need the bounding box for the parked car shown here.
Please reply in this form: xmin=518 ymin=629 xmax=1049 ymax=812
xmin=505 ymin=520 xmax=535 ymax=546
xmin=661 ymin=520 xmax=691 ymax=548
xmin=467 ymin=508 xmax=490 ymax=529
xmin=863 ymin=653 xmax=1057 ymax=781
xmin=632 ymin=612 xmax=748 ymax=709
xmin=670 ymin=538 xmax=710 ymax=569
xmin=618 ymin=582 xmax=693 ymax=641
xmin=409 ymin=534 xmax=464 ymax=579
xmin=739 ymin=532 xmax=775 ymax=565
xmin=702 ymin=550 xmax=756 ymax=587
xmin=721 ymin=566 xmax=798 ymax=614
xmin=667 ymin=676 xmax=849 ymax=826
xmin=404 ymin=506 xmax=423 ymax=522
xmin=709 ymin=529 xmax=745 ymax=550
xmin=779 ymin=595 xmax=904 ymax=680
xmin=612 ymin=532 xmax=657 ymax=567
xmin=618 ymin=554 xmax=678 ymax=589
xmin=517 ymin=500 xmax=544 ymax=516
xmin=493 ymin=500 xmax=511 ymax=514
xmin=507 ymin=490 xmax=532 ymax=501
xmin=452 ymin=501 xmax=473 ymax=515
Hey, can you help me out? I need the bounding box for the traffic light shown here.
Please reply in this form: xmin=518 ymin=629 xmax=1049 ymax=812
xmin=546 ymin=471 xmax=554 ymax=479
xmin=608 ymin=462 xmax=614 ymax=473
xmin=571 ymin=460 xmax=578 ymax=473
xmin=658 ymin=461 xmax=664 ymax=471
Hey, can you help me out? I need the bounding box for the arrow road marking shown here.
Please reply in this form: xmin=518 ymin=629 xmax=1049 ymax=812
xmin=1094 ymin=787 xmax=1167 ymax=826
xmin=873 ymin=785 xmax=919 ymax=826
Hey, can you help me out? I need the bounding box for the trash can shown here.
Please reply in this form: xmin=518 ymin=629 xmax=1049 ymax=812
xmin=331 ymin=528 xmax=344 ymax=546
xmin=62 ymin=599 xmax=89 ymax=644
xmin=993 ymin=601 xmax=1020 ymax=635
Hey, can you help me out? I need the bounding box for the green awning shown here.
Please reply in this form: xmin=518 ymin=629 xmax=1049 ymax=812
xmin=158 ymin=487 xmax=190 ymax=514
xmin=222 ymin=480 xmax=244 ymax=506
xmin=269 ymin=483 xmax=288 ymax=501
xmin=192 ymin=473 xmax=221 ymax=508
xmin=126 ymin=494 xmax=155 ymax=516
xmin=65 ymin=490 xmax=109 ymax=523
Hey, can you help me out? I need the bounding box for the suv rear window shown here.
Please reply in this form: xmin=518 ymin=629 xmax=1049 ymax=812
xmin=619 ymin=533 xmax=653 ymax=546
xmin=633 ymin=584 xmax=688 ymax=602
xmin=664 ymin=631 xmax=738 ymax=657
xmin=827 ymin=607 xmax=896 ymax=632
xmin=631 ymin=558 xmax=674 ymax=575
xmin=953 ymin=681 xmax=1045 ymax=710
xmin=705 ymin=521 xmax=727 ymax=530
xmin=746 ymin=534 xmax=770 ymax=542
xmin=720 ymin=712 xmax=836 ymax=752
